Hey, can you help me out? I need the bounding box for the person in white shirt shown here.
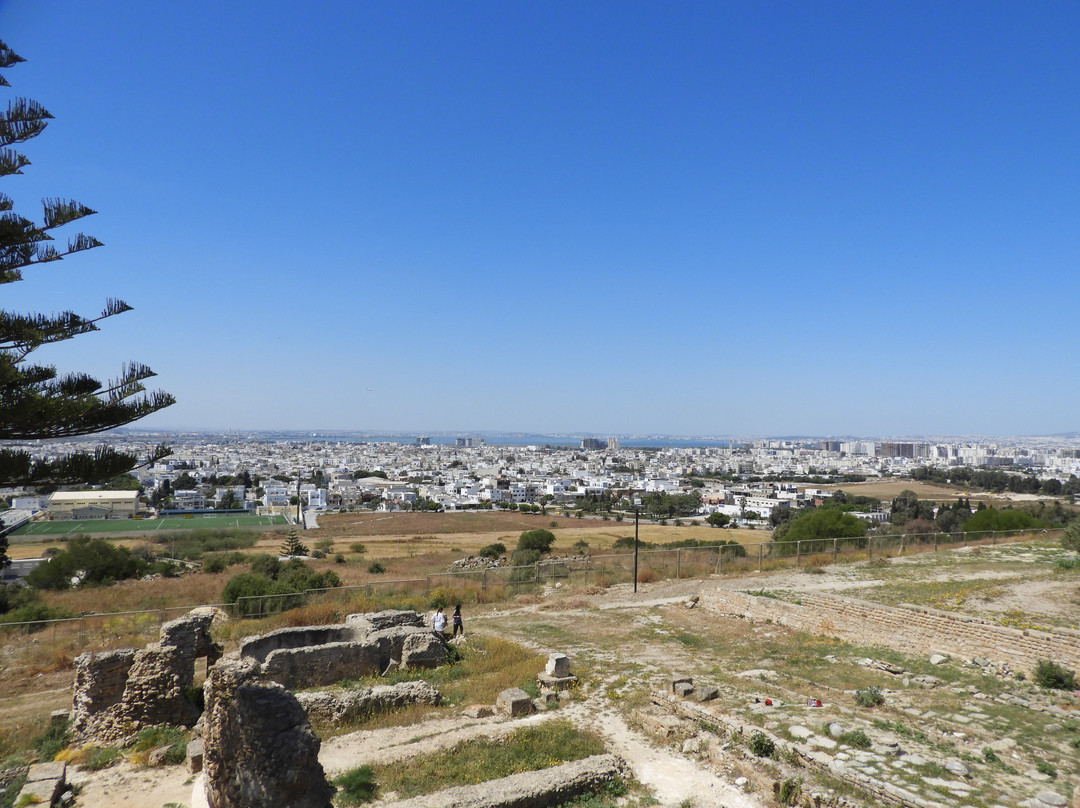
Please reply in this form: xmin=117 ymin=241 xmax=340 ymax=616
xmin=432 ymin=606 xmax=446 ymax=636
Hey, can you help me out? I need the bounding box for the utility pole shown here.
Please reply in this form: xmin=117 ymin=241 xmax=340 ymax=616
xmin=633 ymin=497 xmax=641 ymax=593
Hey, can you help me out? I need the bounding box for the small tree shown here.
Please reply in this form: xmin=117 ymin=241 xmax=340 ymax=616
xmin=706 ymin=512 xmax=730 ymax=528
xmin=280 ymin=530 xmax=309 ymax=558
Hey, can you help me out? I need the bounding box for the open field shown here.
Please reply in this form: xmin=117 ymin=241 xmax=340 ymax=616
xmin=10 ymin=513 xmax=288 ymax=538
xmin=2 ymin=535 xmax=1077 ymax=808
xmin=816 ymin=478 xmax=1049 ymax=504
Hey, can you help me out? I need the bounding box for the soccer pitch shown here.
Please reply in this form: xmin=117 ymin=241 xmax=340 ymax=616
xmin=11 ymin=514 xmax=289 ymax=536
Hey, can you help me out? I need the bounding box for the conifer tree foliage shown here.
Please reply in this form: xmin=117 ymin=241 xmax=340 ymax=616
xmin=0 ymin=41 xmax=174 ymax=488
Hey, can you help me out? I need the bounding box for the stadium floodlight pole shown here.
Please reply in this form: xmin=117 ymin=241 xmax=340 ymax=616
xmin=633 ymin=497 xmax=642 ymax=593
xmin=296 ymin=476 xmax=302 ymax=526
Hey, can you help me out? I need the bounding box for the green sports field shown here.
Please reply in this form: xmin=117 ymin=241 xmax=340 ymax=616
xmin=11 ymin=513 xmax=289 ymax=536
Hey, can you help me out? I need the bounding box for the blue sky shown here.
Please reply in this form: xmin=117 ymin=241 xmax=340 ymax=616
xmin=3 ymin=1 xmax=1078 ymax=437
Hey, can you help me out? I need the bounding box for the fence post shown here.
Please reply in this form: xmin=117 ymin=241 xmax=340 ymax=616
xmin=868 ymin=537 xmax=873 ymax=562
xmin=796 ymin=540 xmax=801 ymax=568
xmin=992 ymin=531 xmax=997 ymax=545
xmin=676 ymin=548 xmax=681 ymax=580
xmin=758 ymin=542 xmax=762 ymax=571
xmin=833 ymin=538 xmax=838 ymax=564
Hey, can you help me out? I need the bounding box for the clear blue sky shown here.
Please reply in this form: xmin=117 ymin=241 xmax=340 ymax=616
xmin=3 ymin=1 xmax=1078 ymax=437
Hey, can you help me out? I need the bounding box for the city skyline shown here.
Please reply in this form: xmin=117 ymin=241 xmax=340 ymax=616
xmin=4 ymin=2 xmax=1078 ymax=436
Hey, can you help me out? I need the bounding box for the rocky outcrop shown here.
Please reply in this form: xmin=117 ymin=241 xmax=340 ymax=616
xmin=202 ymin=657 xmax=333 ymax=808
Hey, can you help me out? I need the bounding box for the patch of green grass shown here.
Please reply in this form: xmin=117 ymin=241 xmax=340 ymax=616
xmin=32 ymin=718 xmax=71 ymax=762
xmin=130 ymin=724 xmax=187 ymax=766
xmin=1035 ymin=760 xmax=1057 ymax=779
xmin=838 ymin=729 xmax=871 ymax=749
xmin=335 ymin=765 xmax=377 ymax=805
xmin=369 ymin=719 xmax=605 ymax=798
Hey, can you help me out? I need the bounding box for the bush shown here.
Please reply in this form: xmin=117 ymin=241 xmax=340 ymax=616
xmin=1034 ymin=660 xmax=1078 ymax=691
xmin=221 ymin=561 xmax=341 ymax=618
xmin=336 ymin=764 xmax=378 ymax=804
xmin=854 ymin=686 xmax=885 ymax=707
xmin=839 ymin=729 xmax=871 ymax=749
xmin=778 ymin=777 xmax=801 ymax=806
xmin=248 ymin=554 xmax=281 ymax=579
xmin=202 ymin=556 xmax=227 ymax=574
xmin=478 ymin=543 xmax=506 ymax=560
xmin=507 ymin=548 xmax=541 ymax=584
xmin=749 ymin=732 xmax=775 ymax=758
xmin=516 ymin=529 xmax=555 ymax=554
xmin=1035 ymin=759 xmax=1057 ymax=779
xmin=34 ymin=716 xmax=71 ymax=761
xmin=25 ymin=537 xmax=148 ymax=590
xmin=349 ymin=542 xmax=367 ymax=555
xmin=367 ymin=561 xmax=386 ymax=574
xmin=132 ymin=725 xmax=187 ymax=766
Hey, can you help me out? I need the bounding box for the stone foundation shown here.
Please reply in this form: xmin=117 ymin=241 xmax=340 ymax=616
xmin=700 ymin=589 xmax=1080 ymax=674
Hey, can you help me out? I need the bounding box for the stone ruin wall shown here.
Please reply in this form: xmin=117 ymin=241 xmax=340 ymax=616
xmin=203 ymin=657 xmax=332 ymax=808
xmin=72 ymin=612 xmax=220 ymax=743
xmin=699 ymin=589 xmax=1080 ymax=673
xmin=239 ymin=610 xmax=445 ymax=690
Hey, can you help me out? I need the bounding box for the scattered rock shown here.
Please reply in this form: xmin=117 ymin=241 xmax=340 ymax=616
xmin=929 ymin=654 xmax=949 ymax=666
xmin=462 ymin=705 xmax=494 ymax=718
xmin=495 ymin=688 xmax=535 ymax=718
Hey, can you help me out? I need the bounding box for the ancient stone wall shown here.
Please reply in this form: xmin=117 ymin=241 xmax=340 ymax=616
xmin=699 ymin=589 xmax=1080 ymax=673
xmin=72 ymin=611 xmax=220 ymax=744
xmin=202 ymin=657 xmax=332 ymax=808
xmin=296 ymin=680 xmax=440 ymax=725
xmin=238 ymin=625 xmax=355 ymax=664
xmin=241 ymin=610 xmax=446 ymax=690
xmin=261 ymin=638 xmax=390 ymax=690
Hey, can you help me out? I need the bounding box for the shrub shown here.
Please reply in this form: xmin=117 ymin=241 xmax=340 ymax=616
xmin=132 ymin=725 xmax=187 ymax=766
xmin=478 ymin=543 xmax=506 ymax=560
xmin=335 ymin=554 xmax=346 ymax=564
xmin=749 ymin=731 xmax=775 ymax=757
xmin=516 ymin=529 xmax=555 ymax=554
xmin=367 ymin=561 xmax=386 ymax=574
xmin=315 ymin=539 xmax=334 ymax=552
xmin=778 ymin=777 xmax=801 ymax=806
xmin=349 ymin=542 xmax=368 ymax=555
xmin=336 ymin=764 xmax=378 ymax=804
xmin=839 ymin=729 xmax=871 ymax=749
xmin=202 ymin=556 xmax=227 ymax=574
xmin=854 ymin=686 xmax=885 ymax=707
xmin=33 ymin=716 xmax=71 ymax=761
xmin=25 ymin=537 xmax=148 ymax=590
xmin=573 ymin=539 xmax=590 ymax=555
xmin=1034 ymin=660 xmax=1078 ymax=691
xmin=248 ymin=554 xmax=281 ymax=579
xmin=1035 ymin=759 xmax=1057 ymax=779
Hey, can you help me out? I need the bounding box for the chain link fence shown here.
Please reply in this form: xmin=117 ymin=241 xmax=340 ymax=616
xmin=0 ymin=528 xmax=1062 ymax=667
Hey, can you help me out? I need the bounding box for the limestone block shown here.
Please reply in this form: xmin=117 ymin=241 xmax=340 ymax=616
xmin=148 ymin=745 xmax=173 ymax=767
xmin=690 ymin=685 xmax=718 ymax=702
xmin=669 ymin=674 xmax=693 ymax=694
xmin=401 ymin=632 xmax=447 ymax=669
xmin=496 ymin=688 xmax=535 ymax=718
xmin=674 ymin=681 xmax=694 ymax=698
xmin=545 ymin=653 xmax=571 ymax=677
xmin=462 ymin=704 xmax=494 ymax=718
xmin=188 ymin=738 xmax=204 ymax=773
